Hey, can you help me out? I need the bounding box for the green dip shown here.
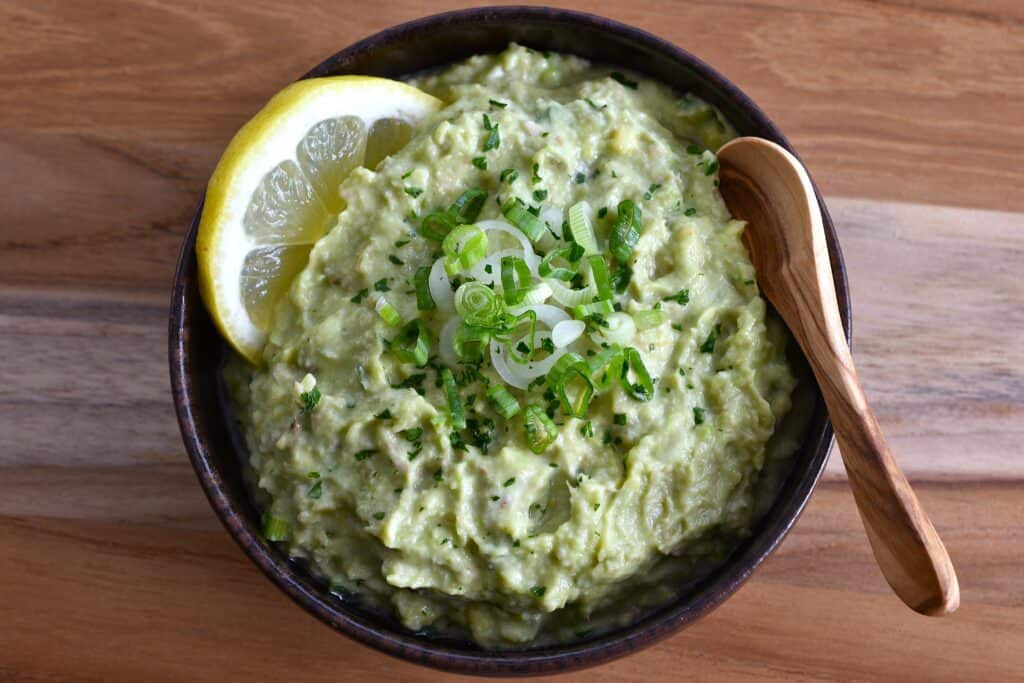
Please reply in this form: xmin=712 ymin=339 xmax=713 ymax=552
xmin=228 ymin=45 xmax=801 ymax=647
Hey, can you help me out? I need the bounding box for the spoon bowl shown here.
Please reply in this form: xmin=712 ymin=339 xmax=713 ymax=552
xmin=717 ymin=137 xmax=960 ymax=616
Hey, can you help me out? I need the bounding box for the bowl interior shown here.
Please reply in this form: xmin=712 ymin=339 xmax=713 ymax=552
xmin=170 ymin=7 xmax=850 ymax=676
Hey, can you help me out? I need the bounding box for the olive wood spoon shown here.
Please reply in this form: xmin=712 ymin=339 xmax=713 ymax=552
xmin=716 ymin=137 xmax=959 ymax=616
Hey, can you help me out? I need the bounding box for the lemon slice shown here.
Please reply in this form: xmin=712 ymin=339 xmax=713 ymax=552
xmin=197 ymin=76 xmax=442 ymax=363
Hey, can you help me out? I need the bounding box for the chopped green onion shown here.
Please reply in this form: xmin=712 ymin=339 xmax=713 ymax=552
xmin=587 ymin=255 xmax=612 ymax=300
xmin=441 ymin=368 xmax=465 ymax=429
xmin=486 ymin=385 xmax=521 ymax=418
xmin=610 ymin=200 xmax=643 ymax=263
xmin=620 ymin=347 xmax=654 ymax=401
xmin=449 ymin=188 xmax=487 ymax=224
xmin=375 ymin=297 xmax=402 ymax=326
xmin=307 ymin=479 xmax=323 ymax=499
xmin=539 ymin=243 xmax=585 ymax=281
xmin=501 ymin=198 xmax=546 ymax=242
xmin=523 ymin=404 xmax=558 ymax=453
xmin=442 ymin=225 xmax=488 ymax=275
xmin=587 ymin=344 xmax=624 ymax=391
xmin=420 ymin=211 xmax=458 ymax=241
xmin=482 ymin=115 xmax=501 ymax=151
xmin=633 ymin=309 xmax=665 ymax=330
xmin=392 ymin=318 xmax=430 ymax=366
xmin=454 ymin=281 xmax=506 ymax=328
xmin=454 ymin=324 xmax=491 ymax=362
xmin=546 ymin=353 xmax=595 ymax=418
xmin=500 ymin=256 xmax=532 ymax=305
xmin=489 ymin=99 xmax=508 ymax=109
xmin=573 ymin=298 xmax=614 ymax=319
xmin=610 ymin=263 xmax=632 ymax=294
xmin=507 ymin=310 xmax=538 ymax=363
xmin=567 ymin=201 xmax=599 ymax=254
xmin=413 ymin=266 xmax=435 ymax=310
xmin=262 ymin=515 xmax=288 ymax=541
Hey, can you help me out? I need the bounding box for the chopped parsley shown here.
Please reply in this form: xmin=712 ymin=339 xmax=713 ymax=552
xmin=643 ymin=183 xmax=662 ymax=200
xmin=404 ymin=186 xmax=424 ymax=198
xmin=401 ymin=170 xmax=413 ymax=179
xmin=686 ymin=144 xmax=702 ymax=155
xmin=703 ymin=159 xmax=720 ymax=176
xmin=387 ymin=254 xmax=404 ymax=265
xmin=533 ymin=189 xmax=548 ymax=202
xmin=684 ymin=207 xmax=698 ymax=216
xmin=349 ymin=288 xmax=369 ymax=304
xmin=373 ymin=278 xmax=390 ymax=292
xmin=393 ymin=239 xmax=410 ymax=248
xmin=530 ymin=585 xmax=547 ymax=597
xmin=489 ymin=98 xmax=508 ymax=109
xmin=299 ymin=386 xmax=321 ymax=415
xmin=500 ymin=168 xmax=519 ymax=184
xmin=354 ymin=449 xmax=377 ymax=462
xmin=372 ymin=511 xmax=385 ymax=520
xmin=613 ymin=413 xmax=626 ymax=426
xmin=693 ymin=407 xmax=706 ymax=425
xmin=482 ymin=114 xmax=500 ymax=151
xmin=307 ymin=479 xmax=323 ymax=499
xmin=472 ymin=156 xmax=488 ymax=170
xmin=597 ymin=207 xmax=608 ymax=219
xmin=531 ymin=162 xmax=542 ymax=184
xmin=574 ymin=172 xmax=586 ymax=184
xmin=580 ymin=421 xmax=594 ymax=438
xmin=400 ymin=427 xmax=423 ymax=442
xmin=584 ymin=97 xmax=605 ymax=111
xmin=700 ymin=324 xmax=721 ymax=354
xmin=663 ymin=288 xmax=690 ymax=305
xmin=503 ymin=477 xmax=516 ymax=487
xmin=433 ymin=469 xmax=444 ymax=483
xmin=374 ymin=409 xmax=393 ymax=420
xmin=609 ymin=71 xmax=638 ymax=89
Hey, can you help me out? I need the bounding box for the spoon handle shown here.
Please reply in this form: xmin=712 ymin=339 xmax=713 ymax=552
xmin=811 ymin=345 xmax=960 ymax=615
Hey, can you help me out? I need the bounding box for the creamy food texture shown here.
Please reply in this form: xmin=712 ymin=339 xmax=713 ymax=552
xmin=228 ymin=45 xmax=799 ymax=647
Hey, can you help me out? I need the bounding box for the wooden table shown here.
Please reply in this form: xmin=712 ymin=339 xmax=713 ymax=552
xmin=3 ymin=1 xmax=1021 ymax=680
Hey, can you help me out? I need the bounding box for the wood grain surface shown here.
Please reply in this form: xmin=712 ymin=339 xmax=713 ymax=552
xmin=1 ymin=1 xmax=1021 ymax=680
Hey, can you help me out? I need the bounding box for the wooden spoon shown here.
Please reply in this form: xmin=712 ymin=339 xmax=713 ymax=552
xmin=716 ymin=137 xmax=959 ymax=616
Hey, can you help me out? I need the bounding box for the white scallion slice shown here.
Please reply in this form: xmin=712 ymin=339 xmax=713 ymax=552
xmin=592 ymin=311 xmax=635 ymax=345
xmin=428 ymin=257 xmax=455 ymax=312
xmin=551 ymin=319 xmax=585 ymax=348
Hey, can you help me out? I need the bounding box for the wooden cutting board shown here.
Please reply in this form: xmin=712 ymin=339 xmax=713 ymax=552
xmin=2 ymin=1 xmax=1021 ymax=680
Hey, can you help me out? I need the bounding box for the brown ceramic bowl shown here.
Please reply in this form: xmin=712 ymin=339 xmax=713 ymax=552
xmin=169 ymin=7 xmax=851 ymax=676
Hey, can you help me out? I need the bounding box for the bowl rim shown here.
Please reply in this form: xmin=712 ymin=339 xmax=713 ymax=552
xmin=169 ymin=6 xmax=851 ymax=676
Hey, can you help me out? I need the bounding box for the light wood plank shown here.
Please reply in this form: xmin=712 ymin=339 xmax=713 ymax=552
xmin=2 ymin=0 xmax=1023 ymax=289
xmin=0 ymin=483 xmax=1019 ymax=682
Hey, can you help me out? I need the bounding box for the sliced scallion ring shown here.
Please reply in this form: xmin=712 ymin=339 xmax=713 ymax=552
xmin=567 ymin=200 xmax=599 ymax=254
xmin=572 ymin=298 xmax=615 ymax=319
xmin=546 ymin=352 xmax=595 ymax=418
xmin=454 ymin=281 xmax=506 ymax=328
xmin=486 ymin=385 xmax=521 ymax=419
xmin=610 ymin=199 xmax=642 ymax=263
xmin=621 ymin=346 xmax=654 ymax=401
xmin=587 ymin=344 xmax=624 ymax=391
xmin=454 ymin=323 xmax=491 ymax=362
xmin=587 ymin=255 xmax=612 ymax=301
xmin=506 ymin=309 xmax=538 ymax=363
xmin=392 ymin=318 xmax=430 ymax=366
xmin=420 ymin=211 xmax=458 ymax=241
xmin=442 ymin=225 xmax=488 ymax=275
xmin=501 ymin=198 xmax=546 ymax=242
xmin=523 ymin=404 xmax=558 ymax=453
xmin=449 ymin=188 xmax=487 ymax=224
xmin=375 ymin=296 xmax=402 ymax=326
xmin=440 ymin=367 xmax=466 ymax=428
xmin=539 ymin=243 xmax=585 ymax=281
xmin=500 ymin=255 xmax=533 ymax=305
xmin=413 ymin=266 xmax=435 ymax=311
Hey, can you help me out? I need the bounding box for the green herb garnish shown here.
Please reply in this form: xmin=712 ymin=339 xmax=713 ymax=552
xmin=299 ymin=386 xmax=321 ymax=415
xmin=404 ymin=186 xmax=424 ymax=198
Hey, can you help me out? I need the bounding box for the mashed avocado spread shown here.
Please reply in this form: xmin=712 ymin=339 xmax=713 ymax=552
xmin=227 ymin=45 xmax=800 ymax=647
